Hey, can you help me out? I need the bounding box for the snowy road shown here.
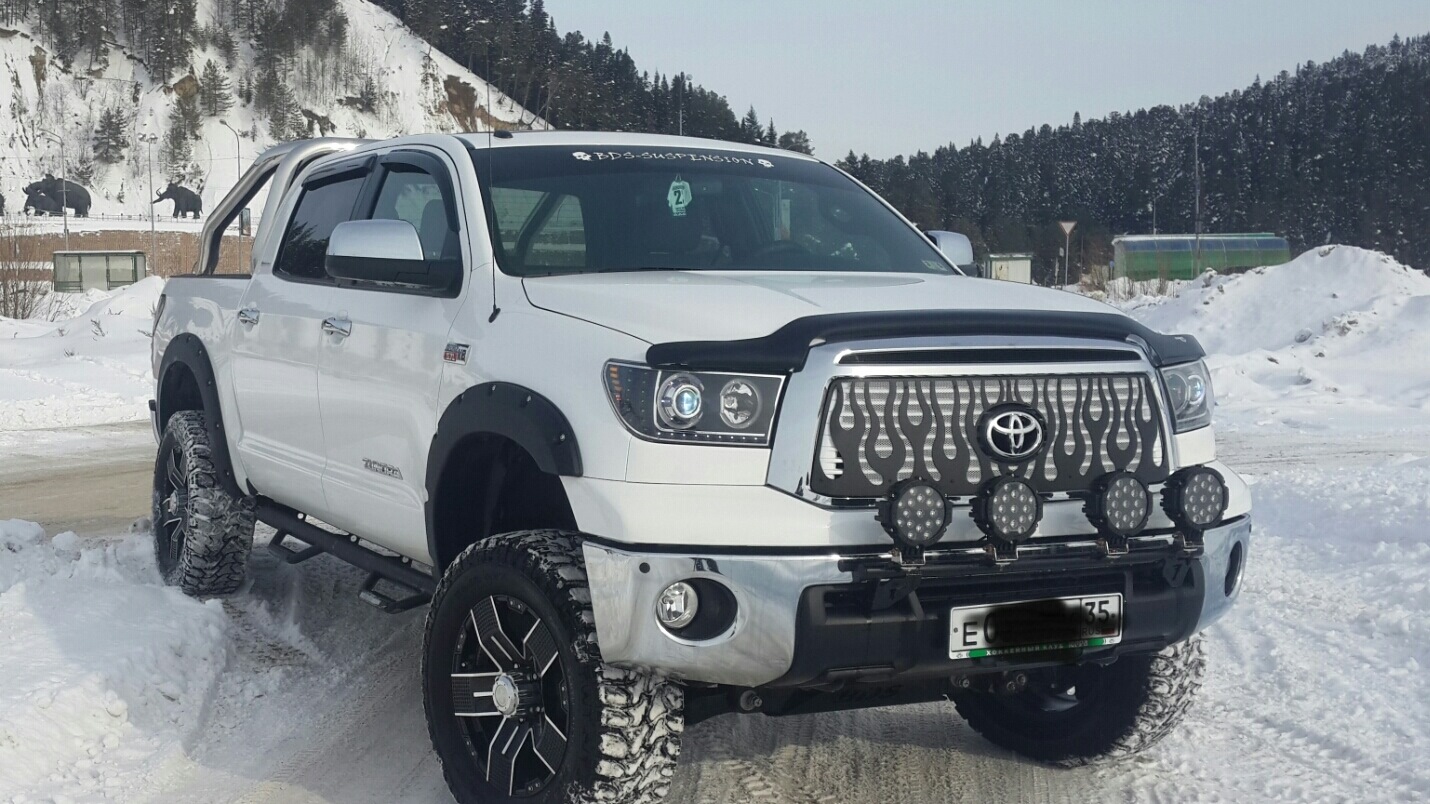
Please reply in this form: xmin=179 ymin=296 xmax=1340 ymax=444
xmin=4 ymin=422 xmax=1427 ymax=803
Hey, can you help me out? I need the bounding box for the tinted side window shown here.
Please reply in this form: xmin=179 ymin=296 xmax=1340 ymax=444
xmin=273 ymin=173 xmax=366 ymax=281
xmin=370 ymin=168 xmax=458 ymax=261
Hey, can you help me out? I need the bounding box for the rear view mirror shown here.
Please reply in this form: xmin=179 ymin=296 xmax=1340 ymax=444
xmin=326 ymin=219 xmax=459 ymax=294
xmin=926 ymin=230 xmax=975 ymax=268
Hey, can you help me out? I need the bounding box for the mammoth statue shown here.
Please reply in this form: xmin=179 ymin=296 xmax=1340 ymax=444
xmin=154 ymin=183 xmax=202 ymax=219
xmin=24 ymin=175 xmax=91 ymax=217
xmin=24 ymin=190 xmax=63 ymax=216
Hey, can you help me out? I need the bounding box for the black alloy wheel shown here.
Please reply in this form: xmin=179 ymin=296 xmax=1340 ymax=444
xmin=155 ymin=435 xmax=190 ymax=576
xmin=450 ymin=595 xmax=570 ymax=797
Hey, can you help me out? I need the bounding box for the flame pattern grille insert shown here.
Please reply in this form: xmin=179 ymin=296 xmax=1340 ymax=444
xmin=811 ymin=374 xmax=1169 ymax=499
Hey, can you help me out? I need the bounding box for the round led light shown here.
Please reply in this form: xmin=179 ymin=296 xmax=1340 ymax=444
xmin=656 ymin=581 xmax=699 ymax=630
xmin=657 ymin=374 xmax=704 ymax=430
xmin=973 ymin=476 xmax=1043 ymax=545
xmin=877 ymin=479 xmax=950 ymax=549
xmin=1086 ymin=471 xmax=1152 ymax=541
xmin=1163 ymin=466 xmax=1229 ymax=533
xmin=718 ymin=379 xmax=762 ymax=429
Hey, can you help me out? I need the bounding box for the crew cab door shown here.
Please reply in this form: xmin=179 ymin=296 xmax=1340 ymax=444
xmin=314 ymin=148 xmax=467 ymax=560
xmin=229 ymin=158 xmax=372 ymax=511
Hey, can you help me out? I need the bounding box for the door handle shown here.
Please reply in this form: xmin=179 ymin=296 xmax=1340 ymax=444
xmin=321 ymin=316 xmax=352 ymax=338
xmin=237 ymin=307 xmax=260 ymax=326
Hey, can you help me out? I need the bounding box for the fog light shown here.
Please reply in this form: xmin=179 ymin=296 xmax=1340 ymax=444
xmin=877 ymin=479 xmax=950 ymax=550
xmin=972 ymin=476 xmax=1043 ymax=546
xmin=1085 ymin=471 xmax=1152 ymax=543
xmin=656 ymin=581 xmax=699 ymax=630
xmin=1163 ymin=466 xmax=1228 ymax=534
xmin=1225 ymin=541 xmax=1245 ymax=597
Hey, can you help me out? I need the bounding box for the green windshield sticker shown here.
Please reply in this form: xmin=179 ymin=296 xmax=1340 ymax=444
xmin=667 ymin=176 xmax=692 ymax=217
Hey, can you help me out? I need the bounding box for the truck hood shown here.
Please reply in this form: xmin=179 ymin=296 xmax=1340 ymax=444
xmin=522 ymin=271 xmax=1118 ymax=345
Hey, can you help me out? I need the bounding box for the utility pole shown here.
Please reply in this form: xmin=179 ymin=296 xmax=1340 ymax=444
xmin=1193 ymin=126 xmax=1202 ymax=273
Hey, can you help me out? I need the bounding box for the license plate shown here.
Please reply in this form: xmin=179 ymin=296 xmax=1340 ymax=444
xmin=949 ymin=594 xmax=1123 ymax=660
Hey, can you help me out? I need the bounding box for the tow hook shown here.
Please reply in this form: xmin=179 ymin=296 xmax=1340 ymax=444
xmin=952 ymin=671 xmax=1030 ymax=695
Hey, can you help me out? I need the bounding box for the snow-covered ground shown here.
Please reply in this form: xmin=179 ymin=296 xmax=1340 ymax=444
xmin=1 ymin=245 xmax=1427 ymax=801
xmin=0 ymin=277 xmax=163 ymax=432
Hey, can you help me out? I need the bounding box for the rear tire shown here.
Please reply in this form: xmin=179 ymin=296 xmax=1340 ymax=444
xmin=952 ymin=636 xmax=1206 ymax=766
xmin=151 ymin=410 xmax=255 ymax=596
xmin=423 ymin=530 xmax=683 ymax=803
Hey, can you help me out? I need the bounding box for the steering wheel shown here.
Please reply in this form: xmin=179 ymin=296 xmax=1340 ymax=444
xmin=746 ymin=239 xmax=813 ymax=263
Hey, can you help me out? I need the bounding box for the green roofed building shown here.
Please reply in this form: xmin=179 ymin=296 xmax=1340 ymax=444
xmin=1111 ymin=234 xmax=1291 ymax=281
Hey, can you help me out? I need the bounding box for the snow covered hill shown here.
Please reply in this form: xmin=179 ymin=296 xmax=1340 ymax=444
xmin=0 ymin=0 xmax=539 ymax=220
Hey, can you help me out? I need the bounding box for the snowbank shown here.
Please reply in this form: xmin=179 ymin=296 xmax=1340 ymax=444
xmin=0 ymin=277 xmax=164 ymax=432
xmin=0 ymin=519 xmax=230 ymax=801
xmin=1118 ymin=246 xmax=1430 ymax=422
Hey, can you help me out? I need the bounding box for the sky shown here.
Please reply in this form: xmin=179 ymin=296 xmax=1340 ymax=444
xmin=543 ymin=0 xmax=1430 ymax=159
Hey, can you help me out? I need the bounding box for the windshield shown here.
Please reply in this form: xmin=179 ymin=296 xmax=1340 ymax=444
xmin=470 ymin=145 xmax=953 ymax=277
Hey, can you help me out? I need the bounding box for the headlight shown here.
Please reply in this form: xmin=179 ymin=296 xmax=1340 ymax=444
xmin=1160 ymin=359 xmax=1214 ymax=432
xmin=605 ymin=361 xmax=784 ymax=445
xmin=658 ymin=374 xmax=704 ymax=429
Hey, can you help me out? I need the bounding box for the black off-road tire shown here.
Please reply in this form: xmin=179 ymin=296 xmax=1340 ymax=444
xmin=151 ymin=410 xmax=255 ymax=596
xmin=423 ymin=530 xmax=683 ymax=804
xmin=952 ymin=636 xmax=1206 ymax=766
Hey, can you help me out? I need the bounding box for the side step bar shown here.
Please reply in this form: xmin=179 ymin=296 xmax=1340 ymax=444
xmin=254 ymin=500 xmax=435 ymax=612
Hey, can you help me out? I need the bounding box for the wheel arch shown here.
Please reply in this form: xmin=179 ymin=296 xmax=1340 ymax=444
xmin=157 ymin=333 xmax=243 ymax=497
xmin=425 ymin=383 xmax=583 ymax=572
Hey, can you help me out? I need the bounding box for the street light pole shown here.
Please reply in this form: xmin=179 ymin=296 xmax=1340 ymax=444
xmin=219 ymin=120 xmax=245 ymax=272
xmin=38 ymin=129 xmax=69 ymax=250
xmin=138 ymin=132 xmax=158 ymax=272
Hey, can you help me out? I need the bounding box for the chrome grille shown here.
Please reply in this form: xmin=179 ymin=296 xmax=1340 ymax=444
xmin=809 ymin=374 xmax=1169 ymax=499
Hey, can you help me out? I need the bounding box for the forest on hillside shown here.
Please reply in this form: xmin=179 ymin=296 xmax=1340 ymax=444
xmin=838 ymin=34 xmax=1430 ymax=282
xmin=373 ymin=0 xmax=812 ymax=152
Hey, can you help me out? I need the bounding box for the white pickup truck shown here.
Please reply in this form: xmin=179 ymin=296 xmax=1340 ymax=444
xmin=150 ymin=132 xmax=1251 ymax=803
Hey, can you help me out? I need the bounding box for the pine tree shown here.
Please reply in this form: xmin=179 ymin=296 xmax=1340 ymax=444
xmin=739 ymin=107 xmax=762 ymax=144
xmin=778 ymin=130 xmax=814 ymax=155
xmin=200 ymin=60 xmax=234 ymax=116
xmin=93 ymin=107 xmax=129 ymax=164
xmin=162 ymin=117 xmax=192 ymax=177
xmin=214 ymin=26 xmax=238 ymax=70
xmin=176 ymin=92 xmax=202 ymax=140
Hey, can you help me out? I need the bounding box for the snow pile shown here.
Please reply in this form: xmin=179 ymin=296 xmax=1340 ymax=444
xmin=0 ymin=519 xmax=230 ymax=801
xmin=1120 ymin=246 xmax=1430 ymax=422
xmin=0 ymin=277 xmax=164 ymax=431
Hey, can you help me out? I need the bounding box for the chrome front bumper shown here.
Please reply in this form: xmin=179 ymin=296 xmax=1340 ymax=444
xmin=583 ymin=517 xmax=1251 ymax=688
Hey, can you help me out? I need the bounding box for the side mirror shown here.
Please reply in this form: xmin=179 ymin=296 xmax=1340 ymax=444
xmin=925 ymin=230 xmax=975 ymax=268
xmin=325 ymin=219 xmax=459 ymax=294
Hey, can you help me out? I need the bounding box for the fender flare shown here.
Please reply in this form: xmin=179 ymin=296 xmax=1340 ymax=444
xmin=424 ymin=383 xmax=583 ymax=566
xmin=157 ymin=334 xmax=244 ymax=497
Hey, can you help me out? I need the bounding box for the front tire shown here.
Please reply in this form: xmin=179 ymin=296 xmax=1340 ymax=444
xmin=151 ymin=410 xmax=255 ymax=596
xmin=952 ymin=636 xmax=1206 ymax=766
xmin=423 ymin=530 xmax=683 ymax=804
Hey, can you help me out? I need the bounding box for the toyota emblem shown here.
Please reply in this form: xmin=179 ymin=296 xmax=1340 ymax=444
xmin=979 ymin=405 xmax=1046 ymax=463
